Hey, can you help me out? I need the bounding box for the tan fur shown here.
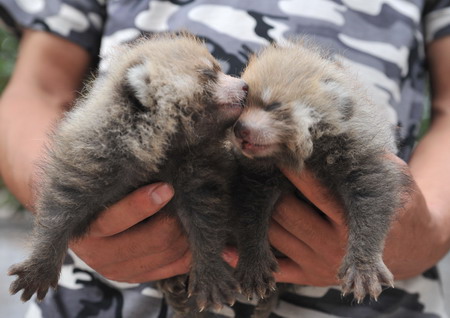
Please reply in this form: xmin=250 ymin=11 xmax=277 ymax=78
xmin=231 ymin=39 xmax=409 ymax=314
xmin=59 ymin=33 xmax=226 ymax=167
xmin=236 ymin=39 xmax=396 ymax=170
xmin=9 ymin=33 xmax=248 ymax=315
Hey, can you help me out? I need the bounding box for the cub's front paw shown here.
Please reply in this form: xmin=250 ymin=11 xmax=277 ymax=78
xmin=338 ymin=259 xmax=394 ymax=303
xmin=235 ymin=253 xmax=278 ymax=300
xmin=9 ymin=260 xmax=60 ymax=302
xmin=188 ymin=264 xmax=239 ymax=312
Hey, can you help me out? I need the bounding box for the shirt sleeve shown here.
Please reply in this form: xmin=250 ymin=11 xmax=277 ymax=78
xmin=423 ymin=0 xmax=450 ymax=43
xmin=0 ymin=0 xmax=106 ymax=55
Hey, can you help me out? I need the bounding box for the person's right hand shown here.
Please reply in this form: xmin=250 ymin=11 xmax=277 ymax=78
xmin=69 ymin=182 xmax=191 ymax=283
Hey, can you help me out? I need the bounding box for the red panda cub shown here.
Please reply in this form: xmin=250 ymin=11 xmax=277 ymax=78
xmin=231 ymin=40 xmax=410 ymax=315
xmin=9 ymin=33 xmax=248 ymax=316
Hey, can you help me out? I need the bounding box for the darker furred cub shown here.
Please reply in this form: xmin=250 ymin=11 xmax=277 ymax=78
xmin=230 ymin=40 xmax=411 ymax=316
xmin=8 ymin=33 xmax=247 ymax=315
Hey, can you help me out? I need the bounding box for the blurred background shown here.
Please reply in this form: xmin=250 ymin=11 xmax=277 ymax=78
xmin=0 ymin=27 xmax=449 ymax=316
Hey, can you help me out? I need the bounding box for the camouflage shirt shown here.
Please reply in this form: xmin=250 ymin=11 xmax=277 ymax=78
xmin=1 ymin=0 xmax=450 ymax=317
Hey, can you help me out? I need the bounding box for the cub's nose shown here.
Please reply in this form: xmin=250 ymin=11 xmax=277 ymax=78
xmin=234 ymin=121 xmax=251 ymax=140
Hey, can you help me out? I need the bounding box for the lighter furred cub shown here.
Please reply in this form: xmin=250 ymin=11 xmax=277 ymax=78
xmin=230 ymin=40 xmax=411 ymax=312
xmin=9 ymin=33 xmax=247 ymax=315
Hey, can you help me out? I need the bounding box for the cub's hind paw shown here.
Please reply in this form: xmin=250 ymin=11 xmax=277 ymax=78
xmin=338 ymin=260 xmax=394 ymax=303
xmin=158 ymin=275 xmax=192 ymax=314
xmin=235 ymin=255 xmax=278 ymax=300
xmin=188 ymin=266 xmax=239 ymax=312
xmin=9 ymin=262 xmax=59 ymax=302
xmin=159 ymin=275 xmax=188 ymax=296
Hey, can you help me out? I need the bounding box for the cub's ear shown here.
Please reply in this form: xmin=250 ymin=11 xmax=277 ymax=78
xmin=125 ymin=63 xmax=151 ymax=106
xmin=321 ymin=79 xmax=355 ymax=121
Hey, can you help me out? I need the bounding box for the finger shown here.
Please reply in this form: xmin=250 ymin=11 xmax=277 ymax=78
xmin=268 ymin=218 xmax=315 ymax=263
xmin=109 ymin=213 xmax=185 ymax=259
xmin=274 ymin=258 xmax=339 ymax=286
xmin=126 ymin=249 xmax=192 ymax=283
xmin=90 ymin=182 xmax=174 ymax=237
xmin=99 ymin=233 xmax=190 ymax=282
xmin=272 ymin=194 xmax=342 ymax=249
xmin=270 ymin=207 xmax=346 ymax=271
xmin=273 ymin=258 xmax=305 ymax=284
xmin=385 ymin=152 xmax=407 ymax=165
xmin=72 ymin=213 xmax=185 ymax=267
xmin=270 ymin=221 xmax=341 ymax=286
xmin=280 ymin=167 xmax=346 ymax=226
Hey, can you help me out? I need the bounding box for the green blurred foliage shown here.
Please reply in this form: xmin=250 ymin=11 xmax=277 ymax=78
xmin=0 ymin=27 xmax=18 ymax=92
xmin=0 ymin=27 xmax=20 ymax=213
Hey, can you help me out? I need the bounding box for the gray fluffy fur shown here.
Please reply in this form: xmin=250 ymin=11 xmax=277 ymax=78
xmin=8 ymin=33 xmax=247 ymax=315
xmin=230 ymin=40 xmax=411 ymax=317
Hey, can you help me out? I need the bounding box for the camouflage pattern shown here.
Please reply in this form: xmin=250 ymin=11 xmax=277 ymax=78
xmin=1 ymin=0 xmax=450 ymax=317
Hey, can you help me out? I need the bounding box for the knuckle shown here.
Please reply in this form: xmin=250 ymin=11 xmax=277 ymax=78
xmin=91 ymin=216 xmax=113 ymax=237
xmin=158 ymin=215 xmax=180 ymax=231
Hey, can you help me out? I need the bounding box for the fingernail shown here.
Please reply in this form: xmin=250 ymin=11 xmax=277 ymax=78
xmin=150 ymin=183 xmax=173 ymax=205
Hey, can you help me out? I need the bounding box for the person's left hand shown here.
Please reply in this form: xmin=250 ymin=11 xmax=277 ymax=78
xmin=223 ymin=155 xmax=443 ymax=286
xmin=270 ymin=155 xmax=441 ymax=286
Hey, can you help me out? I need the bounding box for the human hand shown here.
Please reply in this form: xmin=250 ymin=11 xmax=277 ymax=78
xmin=268 ymin=167 xmax=347 ymax=286
xmin=270 ymin=155 xmax=441 ymax=286
xmin=69 ymin=182 xmax=192 ymax=283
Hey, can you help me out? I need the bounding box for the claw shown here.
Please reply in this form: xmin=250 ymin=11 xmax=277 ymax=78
xmin=21 ymin=289 xmax=35 ymax=302
xmin=339 ymin=257 xmax=393 ymax=303
xmin=36 ymin=289 xmax=48 ymax=302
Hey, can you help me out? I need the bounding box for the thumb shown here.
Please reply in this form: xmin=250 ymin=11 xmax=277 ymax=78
xmin=90 ymin=182 xmax=174 ymax=237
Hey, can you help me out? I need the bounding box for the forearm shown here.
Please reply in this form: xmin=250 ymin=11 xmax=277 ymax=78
xmin=385 ymin=36 xmax=450 ymax=277
xmin=406 ymin=35 xmax=450 ymax=263
xmin=0 ymin=89 xmax=64 ymax=206
xmin=407 ymin=113 xmax=450 ymax=256
xmin=0 ymin=30 xmax=90 ymax=208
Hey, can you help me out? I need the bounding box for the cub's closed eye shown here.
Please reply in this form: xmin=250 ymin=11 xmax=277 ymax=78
xmin=200 ymin=69 xmax=217 ymax=80
xmin=266 ymin=102 xmax=282 ymax=111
